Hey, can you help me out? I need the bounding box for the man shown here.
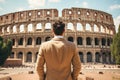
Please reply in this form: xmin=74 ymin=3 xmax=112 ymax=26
xmin=36 ymin=21 xmax=81 ymax=80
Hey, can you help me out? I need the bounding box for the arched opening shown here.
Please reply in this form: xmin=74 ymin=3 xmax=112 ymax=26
xmin=13 ymin=25 xmax=17 ymax=33
xmin=28 ymin=23 xmax=33 ymax=32
xmin=67 ymin=23 xmax=74 ymax=31
xmin=95 ymin=52 xmax=100 ymax=62
xmin=86 ymin=23 xmax=91 ymax=31
xmin=68 ymin=36 xmax=74 ymax=42
xmin=77 ymin=23 xmax=83 ymax=31
xmin=36 ymin=23 xmax=42 ymax=31
xmin=36 ymin=37 xmax=41 ymax=45
xmin=79 ymin=52 xmax=84 ymax=63
xmin=87 ymin=52 xmax=92 ymax=62
xmin=102 ymin=38 xmax=106 ymax=46
xmin=107 ymin=38 xmax=110 ymax=46
xmin=95 ymin=38 xmax=99 ymax=45
xmin=17 ymin=52 xmax=23 ymax=59
xmin=45 ymin=37 xmax=51 ymax=41
xmin=94 ymin=24 xmax=99 ymax=32
xmin=20 ymin=24 xmax=24 ymax=32
xmin=77 ymin=37 xmax=83 ymax=45
xmin=45 ymin=23 xmax=51 ymax=31
xmin=86 ymin=37 xmax=91 ymax=45
xmin=10 ymin=52 xmax=14 ymax=58
xmin=26 ymin=52 xmax=32 ymax=62
xmin=7 ymin=26 xmax=10 ymax=33
xmin=12 ymin=39 xmax=15 ymax=46
xmin=35 ymin=52 xmax=38 ymax=62
xmin=27 ymin=37 xmax=32 ymax=45
xmin=108 ymin=52 xmax=111 ymax=63
xmin=18 ymin=38 xmax=23 ymax=45
xmin=101 ymin=25 xmax=105 ymax=33
xmin=102 ymin=52 xmax=107 ymax=63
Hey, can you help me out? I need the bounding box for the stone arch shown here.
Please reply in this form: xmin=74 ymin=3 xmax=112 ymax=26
xmin=107 ymin=38 xmax=110 ymax=46
xmin=102 ymin=52 xmax=107 ymax=63
xmin=36 ymin=23 xmax=42 ymax=31
xmin=35 ymin=52 xmax=38 ymax=62
xmin=77 ymin=23 xmax=83 ymax=31
xmin=77 ymin=37 xmax=83 ymax=45
xmin=28 ymin=23 xmax=33 ymax=32
xmin=7 ymin=26 xmax=10 ymax=33
xmin=17 ymin=52 xmax=23 ymax=59
xmin=94 ymin=24 xmax=99 ymax=32
xmin=101 ymin=38 xmax=106 ymax=46
xmin=95 ymin=52 xmax=100 ymax=62
xmin=67 ymin=22 xmax=74 ymax=31
xmin=19 ymin=24 xmax=24 ymax=32
xmin=10 ymin=52 xmax=14 ymax=58
xmin=86 ymin=23 xmax=91 ymax=31
xmin=68 ymin=36 xmax=74 ymax=42
xmin=79 ymin=52 xmax=84 ymax=62
xmin=45 ymin=36 xmax=51 ymax=41
xmin=95 ymin=38 xmax=99 ymax=45
xmin=18 ymin=38 xmax=23 ymax=45
xmin=100 ymin=25 xmax=105 ymax=33
xmin=108 ymin=52 xmax=111 ymax=63
xmin=86 ymin=37 xmax=92 ymax=45
xmin=87 ymin=52 xmax=92 ymax=62
xmin=27 ymin=37 xmax=32 ymax=45
xmin=45 ymin=23 xmax=51 ymax=31
xmin=26 ymin=52 xmax=32 ymax=62
xmin=36 ymin=37 xmax=41 ymax=45
xmin=12 ymin=39 xmax=15 ymax=46
xmin=13 ymin=25 xmax=17 ymax=33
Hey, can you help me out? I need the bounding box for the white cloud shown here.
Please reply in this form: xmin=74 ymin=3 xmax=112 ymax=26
xmin=16 ymin=7 xmax=25 ymax=11
xmin=82 ymin=2 xmax=88 ymax=8
xmin=48 ymin=0 xmax=60 ymax=3
xmin=114 ymin=15 xmax=120 ymax=32
xmin=110 ymin=4 xmax=120 ymax=10
xmin=0 ymin=7 xmax=3 ymax=11
xmin=28 ymin=0 xmax=45 ymax=9
xmin=0 ymin=0 xmax=5 ymax=3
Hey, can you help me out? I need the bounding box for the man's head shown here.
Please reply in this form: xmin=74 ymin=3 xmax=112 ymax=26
xmin=52 ymin=21 xmax=65 ymax=35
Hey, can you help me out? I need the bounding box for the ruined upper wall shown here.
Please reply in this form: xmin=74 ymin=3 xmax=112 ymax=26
xmin=62 ymin=7 xmax=114 ymax=25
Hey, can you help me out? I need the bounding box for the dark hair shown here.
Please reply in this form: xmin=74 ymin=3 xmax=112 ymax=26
xmin=52 ymin=21 xmax=65 ymax=35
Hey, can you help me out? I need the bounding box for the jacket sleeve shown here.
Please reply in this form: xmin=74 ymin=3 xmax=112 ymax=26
xmin=71 ymin=44 xmax=81 ymax=80
xmin=36 ymin=44 xmax=45 ymax=80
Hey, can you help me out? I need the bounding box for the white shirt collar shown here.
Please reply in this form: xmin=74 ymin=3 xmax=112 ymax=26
xmin=54 ymin=35 xmax=64 ymax=39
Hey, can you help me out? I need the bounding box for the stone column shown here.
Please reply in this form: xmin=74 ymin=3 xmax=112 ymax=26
xmin=4 ymin=26 xmax=7 ymax=35
xmin=73 ymin=22 xmax=77 ymax=32
xmin=82 ymin=23 xmax=86 ymax=32
xmin=16 ymin=24 xmax=20 ymax=33
xmin=32 ymin=37 xmax=35 ymax=47
xmin=23 ymin=37 xmax=26 ymax=47
xmin=24 ymin=23 xmax=28 ymax=33
xmin=42 ymin=23 xmax=45 ymax=32
xmin=14 ymin=51 xmax=17 ymax=59
xmin=91 ymin=23 xmax=94 ymax=32
xmin=9 ymin=25 xmax=13 ymax=34
xmin=92 ymin=52 xmax=95 ymax=63
xmin=92 ymin=37 xmax=95 ymax=47
xmin=33 ymin=23 xmax=36 ymax=32
xmin=15 ymin=38 xmax=18 ymax=47
xmin=83 ymin=37 xmax=86 ymax=47
xmin=32 ymin=52 xmax=35 ymax=63
xmin=84 ymin=52 xmax=87 ymax=63
xmin=23 ymin=52 xmax=26 ymax=64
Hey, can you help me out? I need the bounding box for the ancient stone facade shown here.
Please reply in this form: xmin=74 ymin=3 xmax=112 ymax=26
xmin=0 ymin=7 xmax=116 ymax=64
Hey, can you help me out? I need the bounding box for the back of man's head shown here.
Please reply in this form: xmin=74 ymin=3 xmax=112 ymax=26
xmin=53 ymin=21 xmax=65 ymax=35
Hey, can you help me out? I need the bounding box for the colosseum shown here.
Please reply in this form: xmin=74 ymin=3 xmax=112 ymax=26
xmin=0 ymin=7 xmax=116 ymax=65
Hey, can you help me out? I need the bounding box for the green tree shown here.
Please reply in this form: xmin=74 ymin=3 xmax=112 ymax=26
xmin=0 ymin=36 xmax=12 ymax=66
xmin=110 ymin=24 xmax=120 ymax=64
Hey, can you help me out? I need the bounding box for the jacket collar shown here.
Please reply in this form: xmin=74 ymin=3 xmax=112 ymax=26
xmin=51 ymin=37 xmax=66 ymax=41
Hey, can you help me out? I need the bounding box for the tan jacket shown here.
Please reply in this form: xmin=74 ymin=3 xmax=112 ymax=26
xmin=36 ymin=38 xmax=81 ymax=80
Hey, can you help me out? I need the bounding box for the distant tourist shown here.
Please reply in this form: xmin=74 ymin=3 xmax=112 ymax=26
xmin=36 ymin=21 xmax=81 ymax=80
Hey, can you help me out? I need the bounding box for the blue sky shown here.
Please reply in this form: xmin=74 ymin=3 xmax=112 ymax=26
xmin=0 ymin=0 xmax=120 ymax=31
